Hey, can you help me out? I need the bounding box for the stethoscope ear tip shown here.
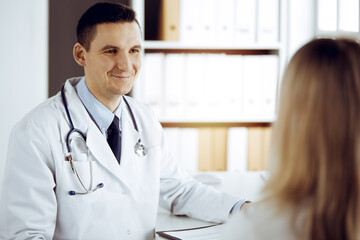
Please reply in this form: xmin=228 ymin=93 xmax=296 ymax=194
xmin=98 ymin=183 xmax=104 ymax=188
xmin=69 ymin=191 xmax=76 ymax=196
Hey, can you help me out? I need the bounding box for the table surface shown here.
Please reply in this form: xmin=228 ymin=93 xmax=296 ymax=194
xmin=155 ymin=171 xmax=266 ymax=239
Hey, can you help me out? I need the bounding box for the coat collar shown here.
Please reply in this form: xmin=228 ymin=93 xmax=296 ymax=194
xmin=62 ymin=78 xmax=141 ymax=190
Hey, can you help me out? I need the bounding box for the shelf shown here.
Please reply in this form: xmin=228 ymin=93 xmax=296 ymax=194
xmin=143 ymin=41 xmax=280 ymax=54
xmin=160 ymin=121 xmax=273 ymax=128
xmin=134 ymin=0 xmax=284 ymax=126
xmin=133 ymin=0 xmax=283 ymax=172
xmin=144 ymin=40 xmax=281 ymax=50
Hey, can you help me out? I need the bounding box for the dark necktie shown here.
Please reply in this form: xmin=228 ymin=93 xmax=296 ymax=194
xmin=107 ymin=116 xmax=121 ymax=164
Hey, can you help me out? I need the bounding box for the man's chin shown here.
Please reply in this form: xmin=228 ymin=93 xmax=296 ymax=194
xmin=114 ymin=85 xmax=133 ymax=96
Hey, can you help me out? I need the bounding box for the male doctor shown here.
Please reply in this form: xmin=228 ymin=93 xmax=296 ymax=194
xmin=0 ymin=2 xmax=247 ymax=240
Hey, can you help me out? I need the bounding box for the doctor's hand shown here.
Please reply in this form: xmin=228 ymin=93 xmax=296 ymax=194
xmin=230 ymin=200 xmax=251 ymax=215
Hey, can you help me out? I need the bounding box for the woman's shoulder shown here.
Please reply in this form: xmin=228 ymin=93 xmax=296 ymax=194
xmin=220 ymin=201 xmax=297 ymax=240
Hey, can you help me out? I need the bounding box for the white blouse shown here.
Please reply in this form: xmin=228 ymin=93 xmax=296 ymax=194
xmin=220 ymin=202 xmax=305 ymax=240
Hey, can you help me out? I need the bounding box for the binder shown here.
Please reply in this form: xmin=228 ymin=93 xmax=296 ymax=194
xmin=180 ymin=0 xmax=201 ymax=43
xmin=163 ymin=128 xmax=199 ymax=174
xmin=163 ymin=54 xmax=186 ymax=119
xmin=198 ymin=0 xmax=218 ymax=44
xmin=257 ymin=0 xmax=279 ymax=42
xmin=198 ymin=127 xmax=227 ymax=171
xmin=218 ymin=0 xmax=235 ymax=45
xmin=247 ymin=127 xmax=272 ymax=171
xmin=234 ymin=0 xmax=256 ymax=43
xmin=242 ymin=55 xmax=261 ymax=119
xmin=141 ymin=53 xmax=165 ymax=118
xmin=227 ymin=127 xmax=248 ymax=171
xmin=179 ymin=128 xmax=199 ymax=173
xmin=198 ymin=128 xmax=213 ymax=171
xmin=258 ymin=55 xmax=278 ymax=120
xmin=184 ymin=54 xmax=206 ymax=119
xmin=203 ymin=54 xmax=226 ymax=119
xmin=159 ymin=0 xmax=180 ymax=41
xmin=223 ymin=55 xmax=244 ymax=119
xmin=163 ymin=128 xmax=180 ymax=164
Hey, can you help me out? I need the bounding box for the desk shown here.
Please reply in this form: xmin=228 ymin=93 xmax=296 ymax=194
xmin=155 ymin=171 xmax=266 ymax=239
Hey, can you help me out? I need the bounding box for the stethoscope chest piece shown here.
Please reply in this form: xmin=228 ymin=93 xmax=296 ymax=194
xmin=135 ymin=140 xmax=146 ymax=157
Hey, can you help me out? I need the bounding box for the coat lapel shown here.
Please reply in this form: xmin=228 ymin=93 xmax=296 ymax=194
xmin=117 ymin=103 xmax=141 ymax=177
xmin=85 ymin=121 xmax=125 ymax=182
xmin=84 ymin=102 xmax=141 ymax=191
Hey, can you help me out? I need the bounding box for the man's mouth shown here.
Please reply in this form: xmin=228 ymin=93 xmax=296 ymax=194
xmin=110 ymin=74 xmax=132 ymax=81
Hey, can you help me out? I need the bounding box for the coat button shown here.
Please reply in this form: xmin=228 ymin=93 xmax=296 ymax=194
xmin=127 ymin=229 xmax=131 ymax=235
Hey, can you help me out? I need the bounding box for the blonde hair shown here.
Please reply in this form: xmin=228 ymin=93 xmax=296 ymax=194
xmin=264 ymin=38 xmax=360 ymax=240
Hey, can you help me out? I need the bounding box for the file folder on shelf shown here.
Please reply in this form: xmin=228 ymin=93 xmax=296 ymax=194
xmin=159 ymin=0 xmax=180 ymax=41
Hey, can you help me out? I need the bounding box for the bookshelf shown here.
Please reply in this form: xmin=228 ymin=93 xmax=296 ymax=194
xmin=144 ymin=41 xmax=281 ymax=51
xmin=132 ymin=0 xmax=287 ymax=172
xmin=316 ymin=0 xmax=360 ymax=38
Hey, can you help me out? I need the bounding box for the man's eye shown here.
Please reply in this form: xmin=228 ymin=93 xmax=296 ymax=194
xmin=106 ymin=49 xmax=117 ymax=54
xmin=130 ymin=48 xmax=140 ymax=53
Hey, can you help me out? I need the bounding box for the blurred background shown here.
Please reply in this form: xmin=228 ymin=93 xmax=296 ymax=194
xmin=0 ymin=0 xmax=359 ymax=192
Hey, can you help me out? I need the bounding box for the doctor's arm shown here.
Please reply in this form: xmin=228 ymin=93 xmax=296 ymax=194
xmin=158 ymin=130 xmax=247 ymax=223
xmin=0 ymin=121 xmax=57 ymax=240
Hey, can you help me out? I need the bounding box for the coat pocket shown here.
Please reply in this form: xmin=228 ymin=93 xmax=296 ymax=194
xmin=57 ymin=155 xmax=102 ymax=206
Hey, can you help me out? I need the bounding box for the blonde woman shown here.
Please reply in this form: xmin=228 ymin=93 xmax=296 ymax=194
xmin=221 ymin=38 xmax=360 ymax=240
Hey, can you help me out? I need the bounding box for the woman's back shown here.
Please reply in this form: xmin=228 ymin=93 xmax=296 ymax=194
xmin=222 ymin=202 xmax=307 ymax=240
xmin=221 ymin=38 xmax=360 ymax=240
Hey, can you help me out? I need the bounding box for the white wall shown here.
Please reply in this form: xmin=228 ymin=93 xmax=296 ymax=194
xmin=0 ymin=0 xmax=48 ymax=193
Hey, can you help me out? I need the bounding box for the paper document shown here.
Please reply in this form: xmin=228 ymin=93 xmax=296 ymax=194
xmin=156 ymin=224 xmax=223 ymax=240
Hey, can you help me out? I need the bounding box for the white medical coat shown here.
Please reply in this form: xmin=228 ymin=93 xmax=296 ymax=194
xmin=0 ymin=77 xmax=239 ymax=240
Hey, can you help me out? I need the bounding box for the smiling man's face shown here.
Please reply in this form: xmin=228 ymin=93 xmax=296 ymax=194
xmin=74 ymin=21 xmax=142 ymax=111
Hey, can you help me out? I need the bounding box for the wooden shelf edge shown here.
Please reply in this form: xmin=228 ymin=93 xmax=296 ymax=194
xmin=160 ymin=122 xmax=272 ymax=128
xmin=145 ymin=48 xmax=279 ymax=55
xmin=144 ymin=40 xmax=281 ymax=50
xmin=143 ymin=41 xmax=280 ymax=55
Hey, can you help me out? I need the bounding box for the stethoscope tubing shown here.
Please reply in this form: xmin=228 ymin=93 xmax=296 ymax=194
xmin=60 ymin=83 xmax=146 ymax=195
xmin=61 ymin=85 xmax=86 ymax=153
xmin=61 ymin=84 xmax=140 ymax=151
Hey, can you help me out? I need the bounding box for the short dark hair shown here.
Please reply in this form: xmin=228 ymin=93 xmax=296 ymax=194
xmin=77 ymin=2 xmax=140 ymax=51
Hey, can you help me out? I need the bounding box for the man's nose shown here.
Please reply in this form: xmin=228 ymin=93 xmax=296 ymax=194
xmin=115 ymin=51 xmax=132 ymax=71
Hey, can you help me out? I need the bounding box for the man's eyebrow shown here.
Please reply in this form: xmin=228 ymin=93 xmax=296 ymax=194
xmin=132 ymin=45 xmax=142 ymax=50
xmin=100 ymin=45 xmax=119 ymax=51
xmin=99 ymin=44 xmax=142 ymax=51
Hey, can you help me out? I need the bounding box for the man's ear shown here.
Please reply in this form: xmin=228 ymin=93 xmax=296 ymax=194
xmin=73 ymin=43 xmax=86 ymax=67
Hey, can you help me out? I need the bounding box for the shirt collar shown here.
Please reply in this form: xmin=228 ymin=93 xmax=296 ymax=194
xmin=75 ymin=77 xmax=122 ymax=134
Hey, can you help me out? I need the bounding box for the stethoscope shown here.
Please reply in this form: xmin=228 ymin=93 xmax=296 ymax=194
xmin=61 ymin=85 xmax=147 ymax=196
